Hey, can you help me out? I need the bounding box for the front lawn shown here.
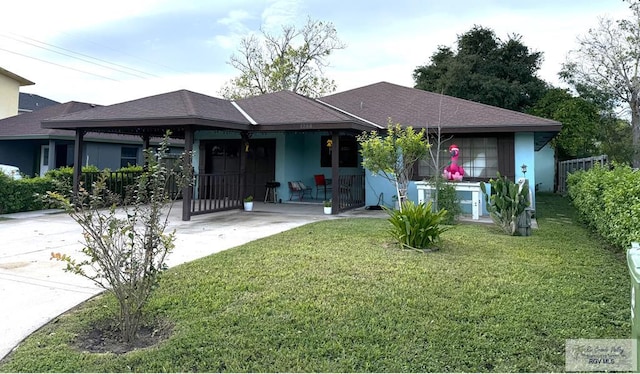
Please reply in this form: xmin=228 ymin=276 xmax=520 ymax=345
xmin=0 ymin=194 xmax=630 ymax=372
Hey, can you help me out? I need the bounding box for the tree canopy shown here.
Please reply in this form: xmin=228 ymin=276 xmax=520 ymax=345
xmin=413 ymin=25 xmax=547 ymax=112
xmin=358 ymin=123 xmax=429 ymax=210
xmin=528 ymin=88 xmax=600 ymax=160
xmin=220 ymin=18 xmax=346 ymax=99
xmin=561 ymin=0 xmax=640 ymax=166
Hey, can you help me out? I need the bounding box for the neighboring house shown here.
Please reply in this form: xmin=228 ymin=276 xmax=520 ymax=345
xmin=0 ymin=101 xmax=173 ymax=176
xmin=18 ymin=93 xmax=60 ymax=114
xmin=0 ymin=67 xmax=34 ymax=120
xmin=41 ymin=82 xmax=561 ymax=220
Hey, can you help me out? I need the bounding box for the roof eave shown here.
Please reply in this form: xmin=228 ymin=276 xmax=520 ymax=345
xmin=42 ymin=117 xmax=252 ymax=132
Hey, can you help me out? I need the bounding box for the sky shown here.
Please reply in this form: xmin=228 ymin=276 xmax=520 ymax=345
xmin=0 ymin=0 xmax=632 ymax=106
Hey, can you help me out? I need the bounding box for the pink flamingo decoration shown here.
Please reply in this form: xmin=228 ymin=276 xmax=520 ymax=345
xmin=443 ymin=144 xmax=465 ymax=181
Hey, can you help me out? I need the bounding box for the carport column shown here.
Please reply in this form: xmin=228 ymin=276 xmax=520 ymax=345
xmin=72 ymin=129 xmax=85 ymax=198
xmin=239 ymin=131 xmax=249 ymax=207
xmin=330 ymin=131 xmax=340 ymax=214
xmin=182 ymin=126 xmax=194 ymax=221
xmin=141 ymin=134 xmax=151 ymax=170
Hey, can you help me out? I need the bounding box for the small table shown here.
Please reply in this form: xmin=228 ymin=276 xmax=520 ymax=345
xmin=264 ymin=181 xmax=280 ymax=203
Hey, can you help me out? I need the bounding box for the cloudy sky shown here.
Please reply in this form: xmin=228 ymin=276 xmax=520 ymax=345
xmin=0 ymin=0 xmax=631 ymax=105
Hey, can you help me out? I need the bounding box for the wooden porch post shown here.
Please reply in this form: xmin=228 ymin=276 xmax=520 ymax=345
xmin=142 ymin=134 xmax=151 ymax=170
xmin=182 ymin=126 xmax=194 ymax=221
xmin=72 ymin=129 xmax=85 ymax=199
xmin=330 ymin=131 xmax=340 ymax=214
xmin=239 ymin=131 xmax=249 ymax=208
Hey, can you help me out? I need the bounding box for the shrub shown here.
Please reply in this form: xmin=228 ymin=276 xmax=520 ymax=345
xmin=49 ymin=134 xmax=192 ymax=344
xmin=480 ymin=173 xmax=530 ymax=236
xmin=568 ymin=163 xmax=640 ymax=249
xmin=0 ymin=174 xmax=56 ymax=214
xmin=386 ymin=200 xmax=449 ymax=250
xmin=116 ymin=165 xmax=143 ymax=173
xmin=437 ymin=182 xmax=462 ymax=224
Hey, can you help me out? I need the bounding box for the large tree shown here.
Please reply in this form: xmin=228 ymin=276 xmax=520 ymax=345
xmin=562 ymin=0 xmax=640 ymax=166
xmin=413 ymin=25 xmax=547 ymax=112
xmin=220 ymin=18 xmax=345 ymax=99
xmin=528 ymin=88 xmax=601 ymax=160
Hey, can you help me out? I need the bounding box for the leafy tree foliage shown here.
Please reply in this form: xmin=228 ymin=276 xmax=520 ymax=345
xmin=528 ymin=88 xmax=600 ymax=160
xmin=413 ymin=25 xmax=547 ymax=112
xmin=562 ymin=0 xmax=640 ymax=166
xmin=358 ymin=123 xmax=430 ymax=211
xmin=220 ymin=17 xmax=345 ymax=99
xmin=529 ymin=87 xmax=633 ymax=163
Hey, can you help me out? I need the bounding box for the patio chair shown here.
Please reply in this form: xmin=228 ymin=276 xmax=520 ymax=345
xmin=313 ymin=174 xmax=332 ymax=200
xmin=288 ymin=181 xmax=313 ymax=200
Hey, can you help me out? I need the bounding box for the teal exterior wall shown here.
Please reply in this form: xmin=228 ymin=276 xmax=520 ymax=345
xmin=364 ymin=131 xmax=541 ymax=216
xmin=193 ymin=131 xmax=363 ymax=202
xmin=192 ymin=129 xmax=544 ymax=212
xmin=534 ymin=143 xmax=555 ymax=192
xmin=364 ymin=173 xmax=484 ymax=215
xmin=514 ymin=132 xmax=536 ymax=210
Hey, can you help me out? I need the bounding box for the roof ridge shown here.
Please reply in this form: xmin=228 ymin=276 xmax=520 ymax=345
xmin=315 ymin=98 xmax=383 ymax=129
xmin=179 ymin=90 xmax=197 ymax=116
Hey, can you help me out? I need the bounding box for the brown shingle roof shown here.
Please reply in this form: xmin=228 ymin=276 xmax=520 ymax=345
xmin=320 ymin=82 xmax=561 ymax=133
xmin=0 ymin=101 xmax=97 ymax=138
xmin=45 ymin=90 xmax=248 ymax=125
xmin=0 ymin=101 xmax=180 ymax=144
xmin=235 ymin=90 xmax=374 ymax=131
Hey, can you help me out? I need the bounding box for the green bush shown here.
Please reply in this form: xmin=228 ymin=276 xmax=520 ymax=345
xmin=45 ymin=165 xmax=104 ymax=196
xmin=386 ymin=200 xmax=449 ymax=250
xmin=116 ymin=165 xmax=143 ymax=173
xmin=568 ymin=163 xmax=640 ymax=249
xmin=437 ymin=182 xmax=462 ymax=224
xmin=0 ymin=174 xmax=56 ymax=214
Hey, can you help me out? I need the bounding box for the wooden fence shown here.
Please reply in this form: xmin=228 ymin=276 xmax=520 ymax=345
xmin=190 ymin=173 xmax=242 ymax=215
xmin=557 ymin=155 xmax=608 ymax=194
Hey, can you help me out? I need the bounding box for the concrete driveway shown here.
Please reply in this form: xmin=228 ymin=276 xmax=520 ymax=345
xmin=0 ymin=202 xmax=379 ymax=360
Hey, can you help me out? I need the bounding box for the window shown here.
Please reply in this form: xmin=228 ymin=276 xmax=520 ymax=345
xmin=320 ymin=135 xmax=359 ymax=167
xmin=418 ymin=137 xmax=499 ymax=180
xmin=120 ymin=147 xmax=138 ymax=168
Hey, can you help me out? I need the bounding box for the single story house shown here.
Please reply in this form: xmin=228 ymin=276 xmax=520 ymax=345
xmin=41 ymin=82 xmax=561 ymax=220
xmin=0 ymin=101 xmax=181 ymax=176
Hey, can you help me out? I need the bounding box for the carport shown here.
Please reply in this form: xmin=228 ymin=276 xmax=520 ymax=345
xmin=42 ymin=90 xmax=377 ymax=220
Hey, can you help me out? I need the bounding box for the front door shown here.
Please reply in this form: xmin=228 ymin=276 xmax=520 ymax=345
xmin=201 ymin=139 xmax=276 ymax=201
xmin=245 ymin=139 xmax=276 ymax=200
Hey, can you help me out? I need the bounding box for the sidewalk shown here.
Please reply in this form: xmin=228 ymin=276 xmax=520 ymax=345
xmin=0 ymin=203 xmax=382 ymax=360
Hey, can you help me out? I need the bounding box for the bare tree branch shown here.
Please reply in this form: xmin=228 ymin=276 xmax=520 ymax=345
xmin=221 ymin=17 xmax=346 ymax=99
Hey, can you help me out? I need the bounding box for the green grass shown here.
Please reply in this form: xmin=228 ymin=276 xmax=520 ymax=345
xmin=0 ymin=194 xmax=630 ymax=372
